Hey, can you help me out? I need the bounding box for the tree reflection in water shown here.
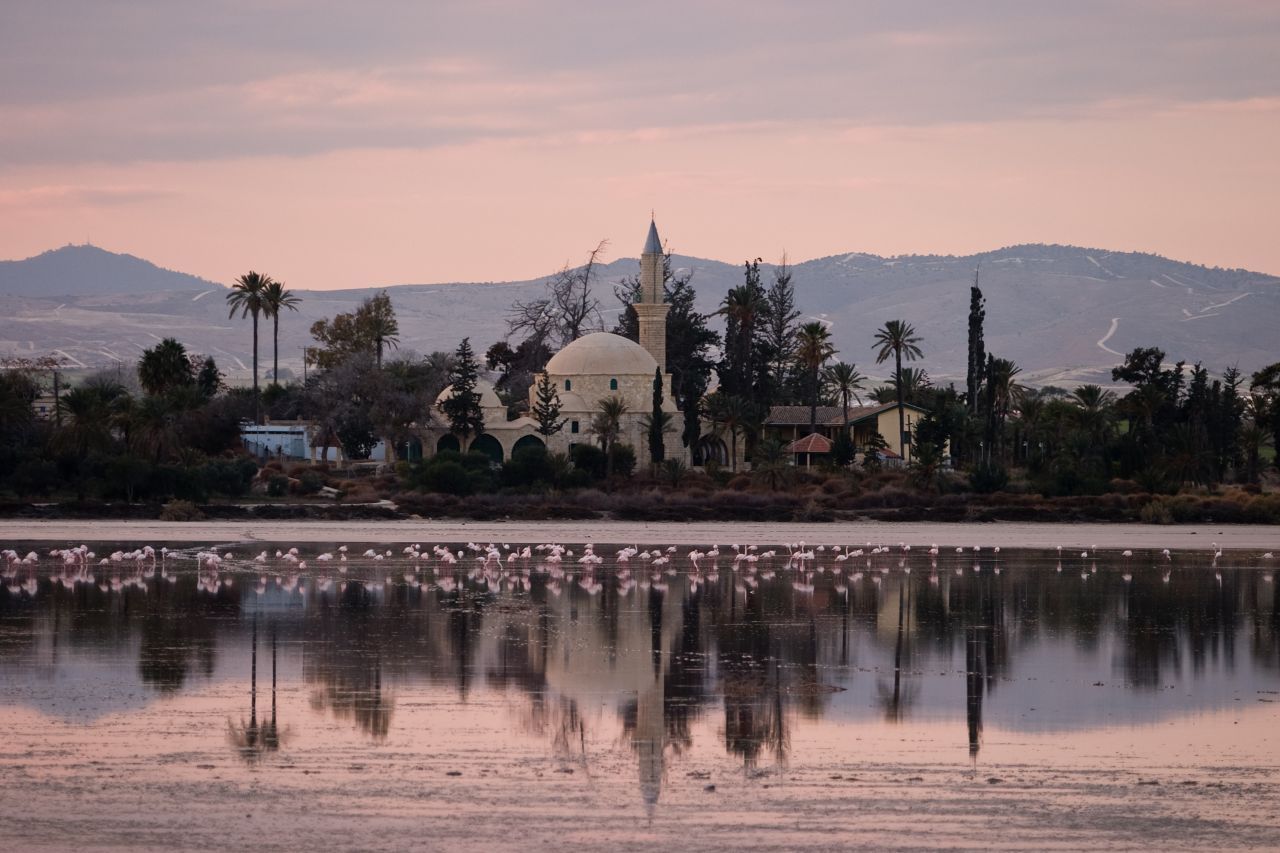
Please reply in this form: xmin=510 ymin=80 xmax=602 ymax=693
xmin=229 ymin=616 xmax=288 ymax=763
xmin=4 ymin=546 xmax=1279 ymax=809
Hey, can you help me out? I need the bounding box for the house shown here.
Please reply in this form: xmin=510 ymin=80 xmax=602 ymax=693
xmin=766 ymin=401 xmax=932 ymax=466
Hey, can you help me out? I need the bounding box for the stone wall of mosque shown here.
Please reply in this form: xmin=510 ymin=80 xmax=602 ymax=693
xmin=536 ymin=370 xmax=688 ymax=464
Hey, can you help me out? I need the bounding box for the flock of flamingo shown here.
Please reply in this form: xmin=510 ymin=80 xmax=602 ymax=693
xmin=1 ymin=540 xmax=1275 ymax=600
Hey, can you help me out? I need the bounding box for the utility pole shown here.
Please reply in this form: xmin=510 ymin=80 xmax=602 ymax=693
xmin=53 ymin=370 xmax=61 ymax=427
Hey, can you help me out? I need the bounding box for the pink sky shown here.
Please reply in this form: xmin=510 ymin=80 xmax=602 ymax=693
xmin=2 ymin=1 xmax=1278 ymax=287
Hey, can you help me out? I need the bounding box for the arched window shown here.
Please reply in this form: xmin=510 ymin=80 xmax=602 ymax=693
xmin=564 ymin=379 xmax=572 ymax=391
xmin=609 ymin=378 xmax=618 ymax=391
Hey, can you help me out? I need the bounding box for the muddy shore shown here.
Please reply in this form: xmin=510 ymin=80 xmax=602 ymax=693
xmin=2 ymin=518 xmax=1277 ymax=549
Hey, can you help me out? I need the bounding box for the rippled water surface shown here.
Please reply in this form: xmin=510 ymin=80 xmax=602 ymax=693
xmin=2 ymin=540 xmax=1279 ymax=850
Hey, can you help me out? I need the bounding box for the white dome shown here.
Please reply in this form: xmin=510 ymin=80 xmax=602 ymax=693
xmin=544 ymin=332 xmax=658 ymax=376
xmin=436 ymin=379 xmax=503 ymax=410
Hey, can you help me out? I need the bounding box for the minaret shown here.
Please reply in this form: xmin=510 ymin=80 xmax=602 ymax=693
xmin=635 ymin=218 xmax=670 ymax=370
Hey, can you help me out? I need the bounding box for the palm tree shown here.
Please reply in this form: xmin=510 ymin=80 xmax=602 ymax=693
xmin=824 ymin=361 xmax=865 ymax=457
xmin=591 ymin=396 xmax=629 ymax=480
xmin=55 ymin=386 xmax=116 ymax=457
xmin=705 ymin=392 xmax=749 ymax=473
xmin=262 ymin=280 xmax=301 ymax=386
xmin=1071 ymin=384 xmax=1116 ymax=445
xmin=226 ymin=271 xmax=274 ymax=424
xmin=138 ymin=338 xmax=194 ymax=397
xmin=364 ymin=292 xmax=400 ymax=368
xmin=872 ymin=320 xmax=924 ymax=462
xmin=986 ymin=357 xmax=1024 ymax=463
xmin=717 ymin=283 xmax=766 ymax=396
xmin=130 ymin=395 xmax=181 ymax=462
xmin=893 ymin=366 xmax=931 ymax=406
xmin=751 ymin=438 xmax=789 ymax=490
xmin=796 ymin=321 xmax=835 ymax=434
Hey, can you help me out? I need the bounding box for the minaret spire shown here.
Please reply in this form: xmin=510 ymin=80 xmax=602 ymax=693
xmin=635 ymin=216 xmax=670 ymax=370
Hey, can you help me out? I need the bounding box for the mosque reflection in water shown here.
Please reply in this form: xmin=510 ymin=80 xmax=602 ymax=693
xmin=2 ymin=547 xmax=1279 ymax=810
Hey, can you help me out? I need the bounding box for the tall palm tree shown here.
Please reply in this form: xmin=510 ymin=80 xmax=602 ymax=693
xmin=591 ymin=396 xmax=629 ymax=480
xmin=262 ymin=280 xmax=301 ymax=386
xmin=226 ymin=271 xmax=274 ymax=424
xmin=364 ymin=292 xmax=400 ymax=368
xmin=824 ymin=361 xmax=866 ymax=460
xmin=982 ymin=357 xmax=1024 ymax=463
xmin=872 ymin=320 xmax=924 ymax=462
xmin=795 ymin=321 xmax=835 ymax=434
xmin=717 ymin=284 xmax=766 ymax=396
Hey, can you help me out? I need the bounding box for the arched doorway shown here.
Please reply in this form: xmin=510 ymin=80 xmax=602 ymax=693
xmin=436 ymin=434 xmax=460 ymax=455
xmin=693 ymin=435 xmax=729 ymax=467
xmin=470 ymin=433 xmax=504 ymax=464
xmin=512 ymin=434 xmax=546 ymax=456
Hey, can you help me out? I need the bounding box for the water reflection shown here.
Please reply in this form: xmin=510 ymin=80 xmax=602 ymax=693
xmin=2 ymin=544 xmax=1279 ymax=811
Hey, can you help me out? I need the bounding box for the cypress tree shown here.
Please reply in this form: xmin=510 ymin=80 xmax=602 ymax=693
xmin=531 ymin=372 xmax=565 ymax=437
xmin=649 ymin=366 xmax=665 ymax=466
xmin=441 ymin=337 xmax=485 ymax=451
xmin=966 ymin=270 xmax=986 ymax=417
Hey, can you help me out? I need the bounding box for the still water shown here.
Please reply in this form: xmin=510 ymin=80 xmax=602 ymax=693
xmin=2 ymin=541 xmax=1279 ymax=850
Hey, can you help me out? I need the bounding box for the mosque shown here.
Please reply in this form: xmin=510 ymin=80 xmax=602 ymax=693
xmin=419 ymin=219 xmax=701 ymax=466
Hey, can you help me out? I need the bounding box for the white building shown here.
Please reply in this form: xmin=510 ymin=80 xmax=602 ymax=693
xmin=416 ymin=218 xmax=692 ymax=465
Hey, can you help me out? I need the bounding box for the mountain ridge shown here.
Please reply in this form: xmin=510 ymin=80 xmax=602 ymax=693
xmin=1 ymin=242 xmax=1276 ymax=386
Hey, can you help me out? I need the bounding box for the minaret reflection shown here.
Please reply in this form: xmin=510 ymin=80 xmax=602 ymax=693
xmin=965 ymin=625 xmax=984 ymax=762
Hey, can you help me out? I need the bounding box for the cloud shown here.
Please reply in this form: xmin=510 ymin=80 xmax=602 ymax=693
xmin=1 ymin=2 xmax=1278 ymax=168
xmin=0 ymin=185 xmax=177 ymax=207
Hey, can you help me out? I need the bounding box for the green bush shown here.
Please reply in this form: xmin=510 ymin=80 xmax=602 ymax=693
xmin=297 ymin=469 xmax=326 ymax=495
xmin=419 ymin=460 xmax=473 ymax=495
xmin=267 ymin=474 xmax=289 ymax=497
xmin=609 ymin=443 xmax=637 ymax=479
xmin=968 ymin=463 xmax=1009 ymax=494
xmin=10 ymin=458 xmax=59 ymax=497
xmin=570 ymin=444 xmax=607 ymax=479
xmin=502 ymin=445 xmax=555 ymax=490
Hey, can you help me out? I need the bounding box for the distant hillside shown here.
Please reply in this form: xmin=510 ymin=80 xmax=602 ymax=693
xmin=0 ymin=244 xmax=221 ymax=297
xmin=0 ymin=243 xmax=1276 ymax=386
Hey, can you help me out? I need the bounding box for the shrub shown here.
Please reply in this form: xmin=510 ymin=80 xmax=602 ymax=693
xmin=969 ymin=463 xmax=1009 ymax=494
xmin=609 ymin=443 xmax=637 ymax=479
xmin=570 ymin=444 xmax=607 ymax=480
xmin=419 ymin=460 xmax=473 ymax=495
xmin=502 ymin=445 xmax=555 ymax=490
xmin=297 ymin=470 xmax=326 ymax=495
xmin=1136 ymin=494 xmax=1172 ymax=522
xmin=159 ymin=499 xmax=205 ymax=521
xmin=267 ymin=474 xmax=289 ymax=497
xmin=11 ymin=458 xmax=60 ymax=497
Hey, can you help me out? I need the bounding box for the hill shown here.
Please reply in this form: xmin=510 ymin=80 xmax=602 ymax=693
xmin=1 ymin=243 xmax=1276 ymax=386
xmin=0 ymin=244 xmax=221 ymax=297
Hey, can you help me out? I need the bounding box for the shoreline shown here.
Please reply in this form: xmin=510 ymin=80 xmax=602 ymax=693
xmin=2 ymin=518 xmax=1277 ymax=549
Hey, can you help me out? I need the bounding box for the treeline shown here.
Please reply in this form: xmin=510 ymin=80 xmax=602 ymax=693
xmin=2 ymin=250 xmax=1278 ymax=509
xmin=0 ymin=341 xmax=255 ymax=501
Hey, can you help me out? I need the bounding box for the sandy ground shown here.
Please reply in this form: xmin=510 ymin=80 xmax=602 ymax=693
xmin=3 ymin=685 xmax=1278 ymax=852
xmin=2 ymin=519 xmax=1277 ymax=550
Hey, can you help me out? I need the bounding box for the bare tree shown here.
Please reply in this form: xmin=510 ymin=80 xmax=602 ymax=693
xmin=508 ymin=240 xmax=608 ymax=350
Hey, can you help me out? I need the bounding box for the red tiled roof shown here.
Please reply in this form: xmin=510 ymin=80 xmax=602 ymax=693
xmin=784 ymin=432 xmax=833 ymax=454
xmin=766 ymin=401 xmax=926 ymax=427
